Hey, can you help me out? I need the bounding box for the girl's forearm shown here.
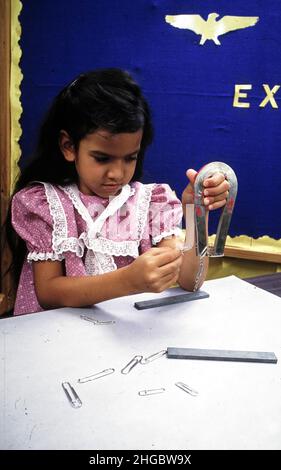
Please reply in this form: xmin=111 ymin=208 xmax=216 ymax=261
xmin=35 ymin=265 xmax=135 ymax=309
xmin=178 ymin=246 xmax=209 ymax=291
xmin=178 ymin=205 xmax=209 ymax=291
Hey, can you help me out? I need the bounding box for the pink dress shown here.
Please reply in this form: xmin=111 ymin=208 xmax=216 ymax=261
xmin=11 ymin=181 xmax=183 ymax=315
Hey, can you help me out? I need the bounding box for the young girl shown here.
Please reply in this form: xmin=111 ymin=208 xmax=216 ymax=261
xmin=7 ymin=68 xmax=229 ymax=315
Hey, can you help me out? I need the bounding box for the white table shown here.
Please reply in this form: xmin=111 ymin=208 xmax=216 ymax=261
xmin=1 ymin=276 xmax=281 ymax=450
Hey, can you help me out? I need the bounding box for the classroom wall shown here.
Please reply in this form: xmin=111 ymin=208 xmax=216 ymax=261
xmin=6 ymin=0 xmax=280 ymax=283
xmin=18 ymin=0 xmax=281 ymax=240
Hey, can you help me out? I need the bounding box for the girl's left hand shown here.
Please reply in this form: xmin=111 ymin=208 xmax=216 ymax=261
xmin=182 ymin=168 xmax=230 ymax=211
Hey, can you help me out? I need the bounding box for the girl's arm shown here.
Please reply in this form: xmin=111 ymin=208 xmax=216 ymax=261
xmin=158 ymin=169 xmax=230 ymax=292
xmin=33 ymin=246 xmax=182 ymax=309
xmin=157 ymin=236 xmax=208 ymax=291
xmin=32 ymin=169 xmax=229 ymax=308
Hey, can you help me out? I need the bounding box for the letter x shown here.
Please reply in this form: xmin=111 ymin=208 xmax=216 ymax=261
xmin=259 ymin=84 xmax=280 ymax=108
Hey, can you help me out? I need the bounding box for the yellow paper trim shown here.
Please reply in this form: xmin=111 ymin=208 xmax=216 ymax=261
xmin=209 ymin=234 xmax=281 ymax=254
xmin=10 ymin=0 xmax=23 ymax=192
xmin=207 ymin=256 xmax=281 ymax=281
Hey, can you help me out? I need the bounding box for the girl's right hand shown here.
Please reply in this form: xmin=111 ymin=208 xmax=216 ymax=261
xmin=125 ymin=247 xmax=183 ymax=294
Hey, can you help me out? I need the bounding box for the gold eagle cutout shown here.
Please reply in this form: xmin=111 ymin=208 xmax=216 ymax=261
xmin=165 ymin=12 xmax=259 ymax=45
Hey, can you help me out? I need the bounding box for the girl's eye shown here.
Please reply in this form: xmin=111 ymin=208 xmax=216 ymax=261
xmin=92 ymin=154 xmax=138 ymax=163
xmin=125 ymin=155 xmax=138 ymax=162
xmin=94 ymin=156 xmax=109 ymax=163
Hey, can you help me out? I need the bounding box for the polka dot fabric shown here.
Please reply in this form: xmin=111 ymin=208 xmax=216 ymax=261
xmin=11 ymin=182 xmax=182 ymax=315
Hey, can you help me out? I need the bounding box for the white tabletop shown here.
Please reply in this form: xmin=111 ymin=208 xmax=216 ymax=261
xmin=1 ymin=275 xmax=281 ymax=450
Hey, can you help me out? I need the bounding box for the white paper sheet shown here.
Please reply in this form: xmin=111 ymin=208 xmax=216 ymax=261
xmin=1 ymin=276 xmax=281 ymax=450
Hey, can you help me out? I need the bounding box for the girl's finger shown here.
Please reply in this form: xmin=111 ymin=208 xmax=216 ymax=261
xmin=186 ymin=169 xmax=198 ymax=185
xmin=158 ymin=257 xmax=182 ymax=277
xmin=208 ymin=199 xmax=228 ymax=211
xmin=153 ymin=249 xmax=182 ymax=268
xmin=203 ymin=173 xmax=227 ymax=188
xmin=203 ymin=181 xmax=230 ymax=196
xmin=159 ymin=272 xmax=180 ymax=291
xmin=204 ymin=192 xmax=229 ymax=206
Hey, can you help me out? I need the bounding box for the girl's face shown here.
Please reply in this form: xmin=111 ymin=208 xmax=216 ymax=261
xmin=61 ymin=129 xmax=142 ymax=198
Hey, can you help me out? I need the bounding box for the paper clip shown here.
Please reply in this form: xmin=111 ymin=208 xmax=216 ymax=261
xmin=121 ymin=355 xmax=143 ymax=374
xmin=138 ymin=388 xmax=165 ymax=396
xmin=141 ymin=349 xmax=167 ymax=364
xmin=80 ymin=315 xmax=115 ymax=325
xmin=62 ymin=381 xmax=82 ymax=408
xmin=77 ymin=368 xmax=115 ymax=384
xmin=175 ymin=381 xmax=198 ymax=397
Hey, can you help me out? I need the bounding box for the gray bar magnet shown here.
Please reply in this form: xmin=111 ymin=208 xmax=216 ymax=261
xmin=134 ymin=291 xmax=209 ymax=310
xmin=167 ymin=347 xmax=277 ymax=364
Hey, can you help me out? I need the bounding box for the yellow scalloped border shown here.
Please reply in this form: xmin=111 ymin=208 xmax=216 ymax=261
xmin=209 ymin=234 xmax=281 ymax=254
xmin=10 ymin=0 xmax=23 ymax=191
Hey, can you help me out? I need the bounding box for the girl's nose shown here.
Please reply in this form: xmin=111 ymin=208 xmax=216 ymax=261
xmin=107 ymin=161 xmax=125 ymax=181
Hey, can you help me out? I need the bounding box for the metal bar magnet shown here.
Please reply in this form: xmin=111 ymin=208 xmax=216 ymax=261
xmin=134 ymin=291 xmax=209 ymax=310
xmin=167 ymin=347 xmax=278 ymax=364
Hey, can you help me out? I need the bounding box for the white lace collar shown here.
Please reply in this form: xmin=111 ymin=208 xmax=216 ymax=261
xmin=34 ymin=182 xmax=154 ymax=275
xmin=60 ymin=184 xmax=133 ymax=238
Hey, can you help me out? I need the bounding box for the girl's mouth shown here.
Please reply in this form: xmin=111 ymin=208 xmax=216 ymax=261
xmin=102 ymin=184 xmax=121 ymax=192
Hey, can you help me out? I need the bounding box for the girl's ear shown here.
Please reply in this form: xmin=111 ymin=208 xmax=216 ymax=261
xmin=59 ymin=130 xmax=76 ymax=162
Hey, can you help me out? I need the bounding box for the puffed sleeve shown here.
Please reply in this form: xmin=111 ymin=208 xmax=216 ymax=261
xmin=149 ymin=183 xmax=183 ymax=245
xmin=11 ymin=185 xmax=63 ymax=262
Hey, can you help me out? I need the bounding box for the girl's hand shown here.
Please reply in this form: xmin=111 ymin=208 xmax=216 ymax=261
xmin=182 ymin=168 xmax=230 ymax=210
xmin=126 ymin=246 xmax=183 ymax=294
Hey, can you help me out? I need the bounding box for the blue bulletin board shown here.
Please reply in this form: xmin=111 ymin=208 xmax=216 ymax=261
xmin=19 ymin=0 xmax=281 ymax=239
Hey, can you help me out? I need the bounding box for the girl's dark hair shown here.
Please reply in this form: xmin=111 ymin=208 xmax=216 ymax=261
xmin=4 ymin=68 xmax=153 ymax=290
